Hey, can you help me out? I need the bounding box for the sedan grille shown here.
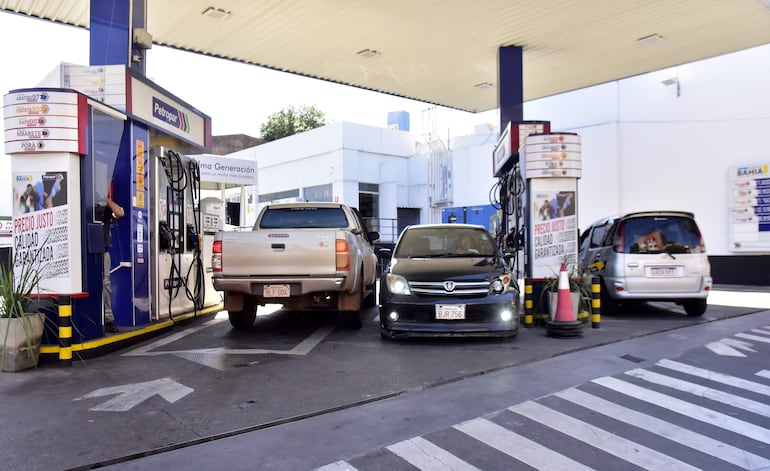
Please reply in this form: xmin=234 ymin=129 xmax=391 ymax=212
xmin=409 ymin=280 xmax=489 ymax=296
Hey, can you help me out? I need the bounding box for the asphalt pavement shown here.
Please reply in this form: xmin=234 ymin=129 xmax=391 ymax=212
xmin=0 ymin=286 xmax=768 ymax=471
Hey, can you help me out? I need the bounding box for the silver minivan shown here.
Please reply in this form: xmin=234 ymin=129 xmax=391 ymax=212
xmin=578 ymin=211 xmax=712 ymax=316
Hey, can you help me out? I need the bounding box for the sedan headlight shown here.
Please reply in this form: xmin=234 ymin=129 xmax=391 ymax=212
xmin=491 ymin=278 xmax=505 ymax=294
xmin=490 ymin=274 xmax=511 ymax=294
xmin=385 ymin=274 xmax=412 ymax=295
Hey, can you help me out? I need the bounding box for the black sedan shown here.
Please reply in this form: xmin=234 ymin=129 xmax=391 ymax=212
xmin=379 ymin=224 xmax=519 ymax=339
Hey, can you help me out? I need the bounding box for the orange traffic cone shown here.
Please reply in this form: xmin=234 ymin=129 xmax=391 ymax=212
xmin=546 ymin=262 xmax=583 ymax=337
xmin=554 ymin=262 xmax=576 ymax=322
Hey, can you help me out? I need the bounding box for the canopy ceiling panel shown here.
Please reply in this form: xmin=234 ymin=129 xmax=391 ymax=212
xmin=2 ymin=0 xmax=769 ymax=112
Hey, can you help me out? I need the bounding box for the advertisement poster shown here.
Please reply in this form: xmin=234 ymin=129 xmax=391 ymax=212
xmin=530 ymin=187 xmax=578 ymax=278
xmin=12 ymin=171 xmax=71 ymax=292
xmin=728 ymin=163 xmax=770 ymax=252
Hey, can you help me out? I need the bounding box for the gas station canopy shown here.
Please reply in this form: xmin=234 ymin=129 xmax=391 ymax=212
xmin=2 ymin=1 xmax=770 ymax=113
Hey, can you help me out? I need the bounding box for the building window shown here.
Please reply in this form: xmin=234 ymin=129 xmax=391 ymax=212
xmin=258 ymin=189 xmax=300 ymax=203
xmin=358 ymin=183 xmax=379 ymax=232
xmin=303 ymin=184 xmax=333 ymax=202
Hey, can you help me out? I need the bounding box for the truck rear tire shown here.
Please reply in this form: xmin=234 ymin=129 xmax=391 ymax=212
xmin=339 ymin=275 xmax=364 ymax=329
xmin=228 ymin=296 xmax=257 ymax=329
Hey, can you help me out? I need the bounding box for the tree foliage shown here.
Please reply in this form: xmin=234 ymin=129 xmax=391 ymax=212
xmin=259 ymin=105 xmax=326 ymax=141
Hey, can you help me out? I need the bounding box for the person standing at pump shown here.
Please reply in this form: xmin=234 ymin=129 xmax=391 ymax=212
xmin=101 ymin=192 xmax=124 ymax=333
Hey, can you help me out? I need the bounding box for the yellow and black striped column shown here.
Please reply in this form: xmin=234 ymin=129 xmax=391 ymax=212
xmin=58 ymin=295 xmax=73 ymax=366
xmin=524 ymin=278 xmax=534 ymax=327
xmin=591 ymin=276 xmax=601 ymax=329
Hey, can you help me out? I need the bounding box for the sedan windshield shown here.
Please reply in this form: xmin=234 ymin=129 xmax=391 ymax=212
xmin=395 ymin=227 xmax=498 ymax=258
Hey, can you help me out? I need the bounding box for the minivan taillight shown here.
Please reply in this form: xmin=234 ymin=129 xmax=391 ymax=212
xmin=613 ymin=224 xmax=624 ymax=253
xmin=336 ymin=239 xmax=350 ymax=271
xmin=695 ymin=226 xmax=707 ymax=253
xmin=212 ymin=240 xmax=222 ymax=272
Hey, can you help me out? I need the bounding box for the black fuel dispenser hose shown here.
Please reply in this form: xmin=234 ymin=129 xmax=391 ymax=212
xmin=185 ymin=158 xmax=206 ymax=311
xmin=160 ymin=149 xmax=205 ymax=324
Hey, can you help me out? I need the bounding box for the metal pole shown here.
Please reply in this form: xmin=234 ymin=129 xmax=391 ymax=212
xmin=58 ymin=295 xmax=73 ymax=366
xmin=524 ymin=278 xmax=534 ymax=328
xmin=591 ymin=276 xmax=601 ymax=328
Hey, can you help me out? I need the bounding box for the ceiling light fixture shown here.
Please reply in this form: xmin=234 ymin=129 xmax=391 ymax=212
xmin=637 ymin=34 xmax=663 ymax=46
xmin=202 ymin=7 xmax=231 ymax=20
xmin=661 ymin=76 xmax=681 ymax=97
xmin=357 ymin=49 xmax=380 ymax=58
xmin=475 ymin=82 xmax=494 ymax=90
xmin=660 ymin=76 xmax=678 ymax=86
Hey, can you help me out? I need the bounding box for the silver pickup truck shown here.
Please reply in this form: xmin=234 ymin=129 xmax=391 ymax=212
xmin=212 ymin=202 xmax=380 ymax=329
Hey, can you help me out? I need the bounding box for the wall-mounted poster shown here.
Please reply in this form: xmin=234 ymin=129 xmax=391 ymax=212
xmin=529 ymin=177 xmax=578 ymax=279
xmin=728 ymin=163 xmax=770 ymax=252
xmin=12 ymin=171 xmax=70 ymax=290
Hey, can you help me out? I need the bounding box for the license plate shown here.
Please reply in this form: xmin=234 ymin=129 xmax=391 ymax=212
xmin=263 ymin=284 xmax=290 ymax=298
xmin=647 ymin=267 xmax=679 ymax=277
xmin=436 ymin=304 xmax=466 ymax=320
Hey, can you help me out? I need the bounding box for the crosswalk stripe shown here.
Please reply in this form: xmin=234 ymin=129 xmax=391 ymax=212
xmin=735 ymin=333 xmax=770 ymax=343
xmin=626 ymin=368 xmax=770 ymax=417
xmin=593 ymin=376 xmax=770 ymax=443
xmin=315 ymin=460 xmax=358 ymax=471
xmin=454 ymin=417 xmax=594 ymax=471
xmin=751 ymin=328 xmax=770 ymax=335
xmin=318 ymin=339 xmax=770 ymax=471
xmin=657 ymin=359 xmax=770 ymax=396
xmin=555 ymin=387 xmax=770 ymax=470
xmin=510 ymin=401 xmax=700 ymax=471
xmin=387 ymin=436 xmax=482 ymax=471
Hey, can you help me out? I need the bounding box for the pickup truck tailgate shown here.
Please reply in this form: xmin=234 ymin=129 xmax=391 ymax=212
xmin=219 ymin=230 xmax=338 ymax=277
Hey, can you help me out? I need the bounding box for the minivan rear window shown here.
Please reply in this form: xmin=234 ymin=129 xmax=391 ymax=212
xmin=618 ymin=216 xmax=703 ymax=254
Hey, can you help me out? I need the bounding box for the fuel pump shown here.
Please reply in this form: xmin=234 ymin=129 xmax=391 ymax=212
xmin=492 ymin=121 xmax=551 ymax=280
xmin=521 ymin=132 xmax=582 ymax=280
xmin=494 ymin=121 xmax=588 ymax=325
xmin=150 ymin=147 xmax=205 ymax=322
xmin=6 ymin=61 xmax=219 ymax=350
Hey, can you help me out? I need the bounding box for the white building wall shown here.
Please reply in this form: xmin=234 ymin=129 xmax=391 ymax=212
xmin=450 ymin=124 xmax=499 ymax=208
xmin=522 ymin=44 xmax=770 ymax=256
xmin=225 ymin=44 xmax=769 ymax=257
xmin=226 ymin=121 xmax=419 ymax=237
xmin=405 ymin=154 xmax=429 ymax=218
